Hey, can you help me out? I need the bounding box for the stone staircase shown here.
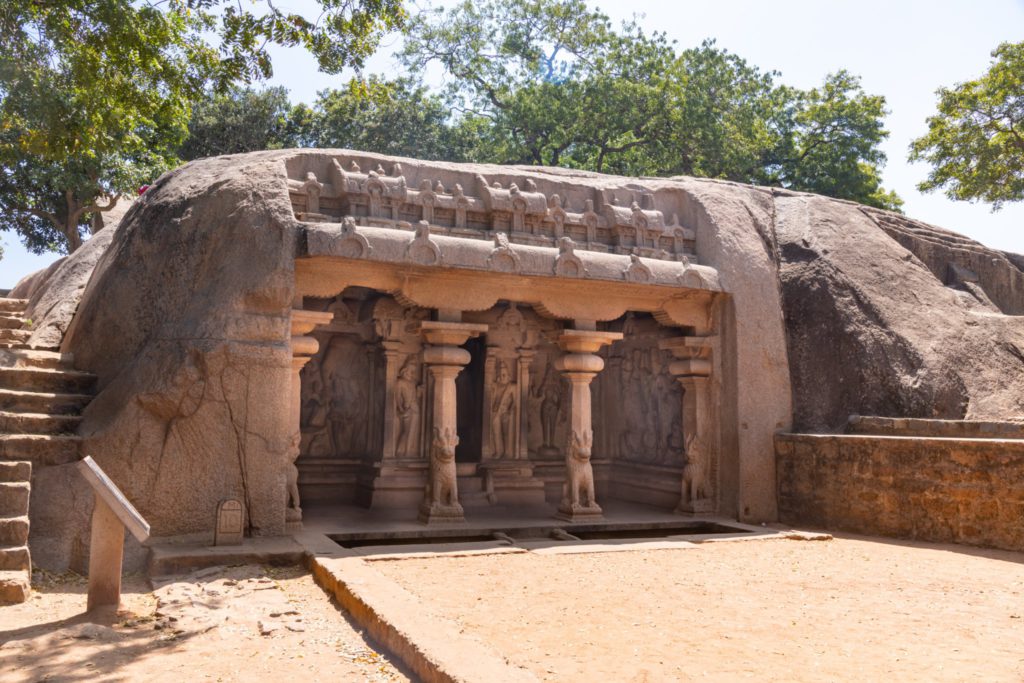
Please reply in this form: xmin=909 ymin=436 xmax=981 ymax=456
xmin=0 ymin=297 xmax=95 ymax=604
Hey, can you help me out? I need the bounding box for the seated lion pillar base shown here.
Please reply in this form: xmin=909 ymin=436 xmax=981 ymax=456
xmin=417 ymin=320 xmax=487 ymax=525
xmin=553 ymin=329 xmax=622 ymax=523
xmin=418 ymin=500 xmax=466 ymax=525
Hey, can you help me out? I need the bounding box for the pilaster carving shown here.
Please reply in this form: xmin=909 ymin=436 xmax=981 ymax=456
xmin=417 ymin=320 xmax=487 ymax=524
xmin=659 ymin=336 xmax=716 ymax=514
xmin=553 ymin=329 xmax=622 ymax=521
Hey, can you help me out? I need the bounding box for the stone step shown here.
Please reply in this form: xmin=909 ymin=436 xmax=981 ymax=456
xmin=457 ymin=475 xmax=485 ymax=494
xmin=0 ymin=545 xmax=30 ymax=571
xmin=0 ymin=329 xmax=31 ymax=344
xmin=0 ymin=315 xmax=26 ymax=330
xmin=0 ymin=434 xmax=81 ymax=466
xmin=0 ymin=341 xmax=31 ymax=351
xmin=0 ymin=348 xmax=72 ymax=370
xmin=0 ymin=516 xmax=29 ymax=546
xmin=0 ymin=411 xmax=82 ymax=435
xmin=0 ymin=569 xmax=30 ymax=604
xmin=0 ymin=482 xmax=30 ymax=517
xmin=0 ymin=388 xmax=92 ymax=415
xmin=0 ymin=367 xmax=96 ymax=394
xmin=0 ymin=298 xmax=28 ymax=314
xmin=0 ymin=461 xmax=31 ymax=482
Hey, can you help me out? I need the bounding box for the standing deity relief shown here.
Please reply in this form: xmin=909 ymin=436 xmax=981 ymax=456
xmin=597 ymin=314 xmax=686 ymax=467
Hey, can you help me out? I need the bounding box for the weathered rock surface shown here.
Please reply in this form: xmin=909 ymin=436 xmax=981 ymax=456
xmin=774 ymin=193 xmax=1024 ymax=431
xmin=53 ymin=153 xmax=296 ymax=570
xmin=14 ymin=149 xmax=1023 ymax=569
xmin=10 ymin=257 xmax=66 ymax=301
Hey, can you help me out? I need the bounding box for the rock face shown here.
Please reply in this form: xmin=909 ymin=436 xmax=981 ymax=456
xmin=61 ymin=153 xmax=296 ymax=559
xmin=774 ymin=193 xmax=1024 ymax=432
xmin=15 ymin=149 xmax=1023 ymax=569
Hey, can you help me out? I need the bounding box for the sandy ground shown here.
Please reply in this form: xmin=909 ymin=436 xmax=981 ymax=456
xmin=0 ymin=565 xmax=408 ymax=683
xmin=374 ymin=534 xmax=1024 ymax=682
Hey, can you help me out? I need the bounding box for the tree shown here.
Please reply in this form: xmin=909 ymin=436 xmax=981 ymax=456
xmin=179 ymin=87 xmax=300 ymax=160
xmin=308 ymin=77 xmax=477 ymax=161
xmin=768 ymin=71 xmax=902 ymax=210
xmin=400 ymin=0 xmax=901 ymax=210
xmin=0 ymin=0 xmax=406 ymax=255
xmin=910 ymin=41 xmax=1024 ymax=209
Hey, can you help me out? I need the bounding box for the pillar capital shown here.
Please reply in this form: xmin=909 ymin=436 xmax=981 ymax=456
xmin=555 ymin=329 xmax=623 ymax=355
xmin=659 ymin=335 xmax=715 ymax=378
xmin=291 ymin=309 xmax=334 ymax=338
xmin=419 ymin=320 xmax=487 ymax=348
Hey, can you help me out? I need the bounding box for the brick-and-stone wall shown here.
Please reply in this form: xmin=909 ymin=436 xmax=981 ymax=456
xmin=775 ymin=433 xmax=1024 ymax=551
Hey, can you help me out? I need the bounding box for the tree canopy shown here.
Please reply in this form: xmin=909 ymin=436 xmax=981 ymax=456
xmin=0 ymin=0 xmax=405 ymax=255
xmin=398 ymin=0 xmax=902 ymax=210
xmin=4 ymin=0 xmax=911 ymax=261
xmin=910 ymin=41 xmax=1024 ymax=209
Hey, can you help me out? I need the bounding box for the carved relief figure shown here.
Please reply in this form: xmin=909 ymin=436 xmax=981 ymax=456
xmin=490 ymin=361 xmax=517 ymax=458
xmin=423 ymin=426 xmax=461 ymax=511
xmin=561 ymin=429 xmax=600 ymax=512
xmin=681 ymin=433 xmax=711 ymax=506
xmin=328 ymin=375 xmax=365 ymax=457
xmin=540 ymin=373 xmax=562 ymax=454
xmin=300 ymin=354 xmax=330 ymax=456
xmin=395 ymin=359 xmax=422 ymax=458
xmin=285 ymin=432 xmax=302 ymax=522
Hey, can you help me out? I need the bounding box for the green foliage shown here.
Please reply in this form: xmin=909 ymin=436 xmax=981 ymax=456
xmin=910 ymin=41 xmax=1024 ymax=209
xmin=0 ymin=0 xmax=407 ymax=255
xmin=308 ymin=77 xmax=477 ymax=161
xmin=399 ymin=0 xmax=901 ymax=210
xmin=194 ymin=0 xmax=406 ymax=86
xmin=179 ymin=87 xmax=299 ymax=160
xmin=0 ymin=0 xmax=214 ymax=253
xmin=770 ymin=71 xmax=903 ymax=210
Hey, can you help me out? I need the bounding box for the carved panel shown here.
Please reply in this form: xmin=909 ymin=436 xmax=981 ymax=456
xmin=596 ymin=313 xmax=685 ymax=467
xmin=286 ymin=155 xmax=698 ymax=263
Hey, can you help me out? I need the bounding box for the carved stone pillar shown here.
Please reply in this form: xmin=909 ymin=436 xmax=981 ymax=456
xmin=379 ymin=340 xmax=404 ymax=462
xmin=659 ymin=336 xmax=715 ymax=514
xmin=289 ymin=309 xmax=333 ymax=528
xmin=554 ymin=329 xmax=622 ymax=522
xmin=418 ymin=321 xmax=487 ymax=524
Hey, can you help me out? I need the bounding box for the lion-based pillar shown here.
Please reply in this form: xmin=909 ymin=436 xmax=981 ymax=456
xmin=289 ymin=308 xmax=333 ymax=529
xmin=554 ymin=328 xmax=623 ymax=522
xmin=418 ymin=320 xmax=487 ymax=524
xmin=659 ymin=336 xmax=715 ymax=514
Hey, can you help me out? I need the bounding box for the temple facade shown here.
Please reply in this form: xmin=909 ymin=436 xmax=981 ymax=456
xmin=286 ymin=154 xmax=725 ymax=524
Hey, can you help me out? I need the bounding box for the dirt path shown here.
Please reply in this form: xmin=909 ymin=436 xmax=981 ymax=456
xmin=0 ymin=565 xmax=408 ymax=682
xmin=373 ymin=535 xmax=1024 ymax=682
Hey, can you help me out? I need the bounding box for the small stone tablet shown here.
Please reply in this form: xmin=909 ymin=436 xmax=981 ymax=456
xmin=214 ymin=499 xmax=244 ymax=546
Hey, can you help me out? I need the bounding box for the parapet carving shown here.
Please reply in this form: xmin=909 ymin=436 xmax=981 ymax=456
xmin=288 ymin=156 xmax=697 ymax=263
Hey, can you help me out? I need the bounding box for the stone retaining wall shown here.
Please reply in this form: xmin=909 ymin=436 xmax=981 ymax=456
xmin=846 ymin=415 xmax=1024 ymax=439
xmin=775 ymin=433 xmax=1024 ymax=551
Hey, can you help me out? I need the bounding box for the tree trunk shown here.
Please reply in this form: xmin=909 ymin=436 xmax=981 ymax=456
xmin=63 ymin=215 xmax=83 ymax=253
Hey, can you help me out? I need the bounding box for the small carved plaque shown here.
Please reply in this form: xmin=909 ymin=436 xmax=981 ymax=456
xmin=214 ymin=499 xmax=244 ymax=546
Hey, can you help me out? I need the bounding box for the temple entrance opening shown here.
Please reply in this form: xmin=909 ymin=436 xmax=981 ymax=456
xmin=455 ymin=336 xmax=485 ymax=463
xmin=294 ymin=286 xmax=718 ymax=525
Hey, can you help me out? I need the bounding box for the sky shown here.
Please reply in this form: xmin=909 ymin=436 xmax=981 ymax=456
xmin=3 ymin=0 xmax=1024 ymax=288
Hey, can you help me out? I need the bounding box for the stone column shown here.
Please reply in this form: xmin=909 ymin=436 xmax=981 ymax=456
xmin=516 ymin=349 xmax=535 ymax=460
xmin=659 ymin=336 xmax=715 ymax=514
xmin=379 ymin=340 xmax=404 ymax=461
xmin=289 ymin=309 xmax=333 ymax=528
xmin=554 ymin=329 xmax=622 ymax=522
xmin=417 ymin=320 xmax=487 ymax=524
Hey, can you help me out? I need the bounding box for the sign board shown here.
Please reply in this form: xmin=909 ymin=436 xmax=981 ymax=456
xmin=76 ymin=455 xmax=150 ymax=543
